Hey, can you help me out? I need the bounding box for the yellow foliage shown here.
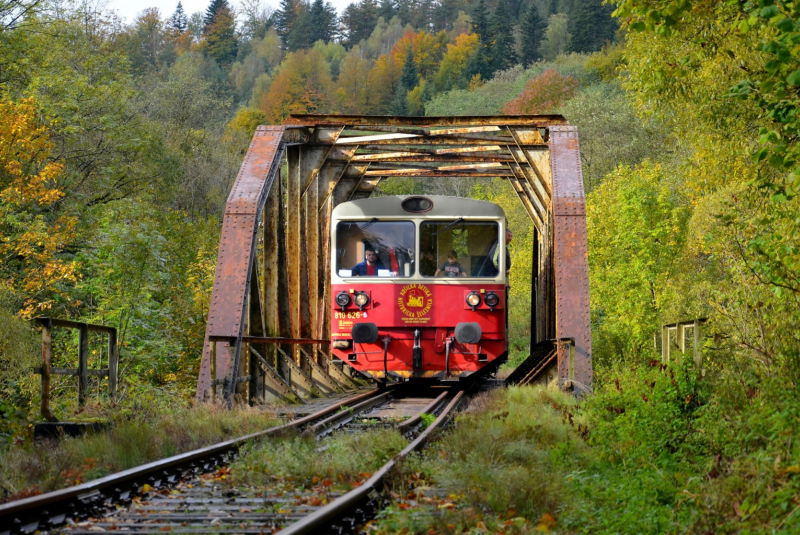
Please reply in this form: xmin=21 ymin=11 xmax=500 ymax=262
xmin=0 ymin=96 xmax=78 ymax=317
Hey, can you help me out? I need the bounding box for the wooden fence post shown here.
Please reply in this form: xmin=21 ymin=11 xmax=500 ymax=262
xmin=108 ymin=328 xmax=118 ymax=401
xmin=78 ymin=323 xmax=89 ymax=407
xmin=40 ymin=319 xmax=58 ymax=422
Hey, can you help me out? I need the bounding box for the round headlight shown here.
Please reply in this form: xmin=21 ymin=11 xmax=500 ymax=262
xmin=354 ymin=292 xmax=370 ymax=308
xmin=484 ymin=291 xmax=500 ymax=308
xmin=466 ymin=292 xmax=481 ymax=309
xmin=336 ymin=291 xmax=351 ymax=308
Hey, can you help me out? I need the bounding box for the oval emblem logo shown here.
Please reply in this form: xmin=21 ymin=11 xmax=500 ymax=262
xmin=398 ymin=284 xmax=433 ymax=319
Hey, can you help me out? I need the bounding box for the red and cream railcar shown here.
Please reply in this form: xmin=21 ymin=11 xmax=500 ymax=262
xmin=330 ymin=195 xmax=508 ymax=380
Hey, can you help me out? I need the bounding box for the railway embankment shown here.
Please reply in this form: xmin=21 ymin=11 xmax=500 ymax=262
xmin=0 ymin=401 xmax=281 ymax=504
xmin=368 ymin=366 xmax=800 ymax=534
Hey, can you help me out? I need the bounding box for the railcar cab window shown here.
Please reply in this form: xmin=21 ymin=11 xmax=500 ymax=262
xmin=336 ymin=220 xmax=416 ymax=278
xmin=420 ymin=220 xmax=500 ymax=277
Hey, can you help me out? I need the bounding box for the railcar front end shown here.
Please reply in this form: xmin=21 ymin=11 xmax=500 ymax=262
xmin=330 ymin=195 xmax=508 ymax=380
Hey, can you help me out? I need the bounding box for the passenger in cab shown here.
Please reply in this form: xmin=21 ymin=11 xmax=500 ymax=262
xmin=352 ymin=247 xmax=385 ymax=276
xmin=435 ymin=250 xmax=468 ymax=277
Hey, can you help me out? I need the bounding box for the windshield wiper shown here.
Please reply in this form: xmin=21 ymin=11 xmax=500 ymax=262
xmin=344 ymin=217 xmax=379 ymax=240
xmin=433 ymin=218 xmax=464 ymax=236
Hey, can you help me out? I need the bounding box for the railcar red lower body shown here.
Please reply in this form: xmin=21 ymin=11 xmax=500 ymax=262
xmin=330 ymin=282 xmax=507 ymax=379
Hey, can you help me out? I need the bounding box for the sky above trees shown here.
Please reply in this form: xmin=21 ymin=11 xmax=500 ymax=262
xmin=108 ymin=0 xmax=352 ymax=22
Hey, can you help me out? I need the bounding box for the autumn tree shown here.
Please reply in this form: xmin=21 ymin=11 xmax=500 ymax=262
xmin=0 ymin=97 xmax=78 ymax=317
xmin=336 ymin=45 xmax=371 ymax=112
xmin=126 ymin=8 xmax=169 ymax=73
xmin=433 ymin=32 xmax=479 ymax=92
xmin=256 ymin=48 xmax=333 ymax=121
xmin=203 ymin=0 xmax=228 ymax=32
xmin=204 ymin=3 xmax=238 ymax=65
xmin=502 ymin=68 xmax=579 ymax=114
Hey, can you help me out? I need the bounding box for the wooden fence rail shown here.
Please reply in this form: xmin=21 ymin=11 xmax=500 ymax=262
xmin=33 ymin=317 xmax=118 ymax=422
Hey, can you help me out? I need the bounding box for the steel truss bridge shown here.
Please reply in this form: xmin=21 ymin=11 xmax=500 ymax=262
xmin=196 ymin=115 xmax=592 ymax=403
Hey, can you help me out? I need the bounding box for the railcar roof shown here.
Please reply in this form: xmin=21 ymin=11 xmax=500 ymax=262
xmin=332 ymin=195 xmax=505 ymax=219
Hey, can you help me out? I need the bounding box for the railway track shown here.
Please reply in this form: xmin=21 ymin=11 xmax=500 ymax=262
xmin=0 ymin=385 xmax=467 ymax=535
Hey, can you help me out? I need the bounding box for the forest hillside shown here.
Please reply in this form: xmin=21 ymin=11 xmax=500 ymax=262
xmin=3 ymin=0 xmax=800 ymax=529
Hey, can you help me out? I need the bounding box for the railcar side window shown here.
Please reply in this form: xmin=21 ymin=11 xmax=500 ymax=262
xmin=419 ymin=221 xmax=500 ymax=278
xmin=336 ymin=221 xmax=416 ymax=277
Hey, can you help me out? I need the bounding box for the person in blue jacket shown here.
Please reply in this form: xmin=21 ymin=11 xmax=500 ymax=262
xmin=352 ymin=247 xmax=386 ymax=276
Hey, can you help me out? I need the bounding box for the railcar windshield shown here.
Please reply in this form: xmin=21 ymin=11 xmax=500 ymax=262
xmin=420 ymin=220 xmax=500 ymax=277
xmin=336 ymin=220 xmax=416 ymax=278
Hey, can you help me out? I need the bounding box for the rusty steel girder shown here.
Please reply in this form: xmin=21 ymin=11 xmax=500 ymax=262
xmin=550 ymin=126 xmax=592 ymax=395
xmin=196 ymin=116 xmax=592 ymax=404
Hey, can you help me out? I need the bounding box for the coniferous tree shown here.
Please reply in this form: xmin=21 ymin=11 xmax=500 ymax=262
xmin=168 ymin=1 xmax=188 ymax=33
xmin=378 ymin=0 xmax=396 ymax=22
xmin=203 ymin=0 xmax=228 ymax=32
xmin=287 ymin=2 xmax=312 ymax=50
xmin=519 ymin=3 xmax=545 ymax=66
xmin=391 ymin=44 xmax=417 ymax=115
xmin=471 ymin=0 xmax=492 ymax=46
xmin=568 ymin=0 xmax=616 ymax=53
xmin=489 ymin=1 xmax=516 ymax=73
xmin=400 ymin=44 xmax=418 ymax=90
xmin=275 ymin=0 xmax=300 ymax=49
xmin=205 ymin=3 xmax=238 ymax=64
xmin=464 ymin=0 xmax=493 ymax=81
xmin=309 ymin=0 xmax=338 ymax=43
xmin=342 ymin=0 xmax=379 ymax=47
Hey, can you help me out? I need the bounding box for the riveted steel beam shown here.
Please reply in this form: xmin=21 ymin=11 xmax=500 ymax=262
xmin=550 ymin=125 xmax=592 ymax=396
xmin=285 ymin=114 xmax=569 ymax=127
xmin=196 ymin=126 xmax=285 ymax=404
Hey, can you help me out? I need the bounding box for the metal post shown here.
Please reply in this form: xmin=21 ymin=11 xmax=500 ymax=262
xmin=108 ymin=328 xmax=118 ymax=401
xmin=678 ymin=324 xmax=686 ymax=354
xmin=210 ymin=342 xmax=217 ymax=400
xmin=661 ymin=325 xmax=670 ymax=364
xmin=40 ymin=319 xmax=57 ymax=422
xmin=78 ymin=323 xmax=89 ymax=407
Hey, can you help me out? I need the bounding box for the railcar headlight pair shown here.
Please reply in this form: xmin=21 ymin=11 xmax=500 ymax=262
xmin=337 ymin=290 xmax=369 ymax=310
xmin=466 ymin=291 xmax=500 ymax=310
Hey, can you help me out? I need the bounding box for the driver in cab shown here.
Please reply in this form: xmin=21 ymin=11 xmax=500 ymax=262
xmin=352 ymin=247 xmax=385 ymax=276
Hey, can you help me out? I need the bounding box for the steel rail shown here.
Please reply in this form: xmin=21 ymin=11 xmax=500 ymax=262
xmin=277 ymin=390 xmax=466 ymax=535
xmin=396 ymin=390 xmax=450 ymax=434
xmin=0 ymin=388 xmax=389 ymax=535
xmin=309 ymin=390 xmax=393 ymax=437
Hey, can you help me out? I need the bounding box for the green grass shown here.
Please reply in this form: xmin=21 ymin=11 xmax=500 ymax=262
xmin=0 ymin=402 xmax=280 ymax=502
xmin=370 ymin=363 xmax=800 ymax=534
xmin=230 ymin=428 xmax=407 ymax=491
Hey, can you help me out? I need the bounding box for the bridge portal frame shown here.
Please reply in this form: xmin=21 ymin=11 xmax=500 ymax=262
xmin=196 ymin=115 xmax=592 ymax=403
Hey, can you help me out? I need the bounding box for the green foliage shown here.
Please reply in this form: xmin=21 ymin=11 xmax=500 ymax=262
xmin=587 ymin=161 xmax=690 ymax=363
xmin=419 ymin=412 xmax=436 ymax=428
xmin=568 ymin=0 xmax=617 ymax=53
